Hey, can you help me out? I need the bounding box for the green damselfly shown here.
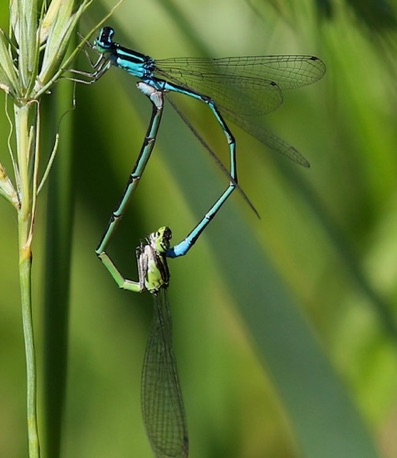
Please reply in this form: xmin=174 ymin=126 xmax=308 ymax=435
xmin=100 ymin=226 xmax=188 ymax=457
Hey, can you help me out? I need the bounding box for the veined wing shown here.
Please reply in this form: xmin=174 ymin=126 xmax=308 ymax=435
xmin=155 ymin=55 xmax=325 ymax=89
xmin=223 ymin=109 xmax=311 ymax=167
xmin=154 ymin=60 xmax=283 ymax=116
xmin=141 ymin=288 xmax=188 ymax=458
xmin=154 ymin=55 xmax=325 ymax=116
xmin=154 ymin=55 xmax=324 ymax=167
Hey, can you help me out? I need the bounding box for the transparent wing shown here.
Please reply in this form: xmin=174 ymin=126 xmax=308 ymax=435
xmin=141 ymin=288 xmax=188 ymax=458
xmin=154 ymin=55 xmax=324 ymax=167
xmin=154 ymin=55 xmax=326 ymax=116
xmin=224 ymin=110 xmax=310 ymax=167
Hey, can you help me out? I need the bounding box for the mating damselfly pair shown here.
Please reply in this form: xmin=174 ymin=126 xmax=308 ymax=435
xmin=74 ymin=27 xmax=325 ymax=458
xmin=75 ymin=26 xmax=326 ymax=261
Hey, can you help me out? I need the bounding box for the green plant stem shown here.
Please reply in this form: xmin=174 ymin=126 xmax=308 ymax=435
xmin=19 ymin=229 xmax=40 ymax=458
xmin=16 ymin=103 xmax=40 ymax=458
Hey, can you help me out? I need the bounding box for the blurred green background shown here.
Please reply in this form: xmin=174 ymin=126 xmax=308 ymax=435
xmin=1 ymin=0 xmax=397 ymax=457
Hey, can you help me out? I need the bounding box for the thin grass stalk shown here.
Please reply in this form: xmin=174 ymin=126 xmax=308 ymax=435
xmin=0 ymin=1 xmax=111 ymax=456
xmin=15 ymin=102 xmax=40 ymax=457
xmin=19 ymin=238 xmax=39 ymax=458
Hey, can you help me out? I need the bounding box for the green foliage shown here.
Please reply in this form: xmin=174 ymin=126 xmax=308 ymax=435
xmin=1 ymin=0 xmax=397 ymax=457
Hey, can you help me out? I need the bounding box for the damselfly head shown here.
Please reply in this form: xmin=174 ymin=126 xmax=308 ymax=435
xmin=94 ymin=26 xmax=115 ymax=53
xmin=149 ymin=226 xmax=172 ymax=254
